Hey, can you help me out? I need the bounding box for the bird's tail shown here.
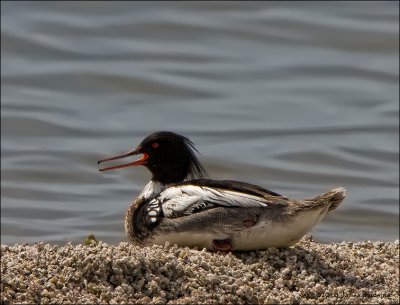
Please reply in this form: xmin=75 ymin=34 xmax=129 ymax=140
xmin=293 ymin=187 xmax=346 ymax=213
xmin=311 ymin=187 xmax=346 ymax=213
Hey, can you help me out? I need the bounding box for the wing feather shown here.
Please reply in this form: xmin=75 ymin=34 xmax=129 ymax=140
xmin=159 ymin=185 xmax=286 ymax=218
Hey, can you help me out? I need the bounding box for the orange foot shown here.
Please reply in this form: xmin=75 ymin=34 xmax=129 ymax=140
xmin=212 ymin=238 xmax=233 ymax=251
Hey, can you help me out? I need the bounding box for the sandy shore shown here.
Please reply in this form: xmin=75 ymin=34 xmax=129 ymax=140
xmin=1 ymin=235 xmax=399 ymax=304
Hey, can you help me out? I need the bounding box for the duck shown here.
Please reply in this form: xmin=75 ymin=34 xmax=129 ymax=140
xmin=98 ymin=131 xmax=346 ymax=251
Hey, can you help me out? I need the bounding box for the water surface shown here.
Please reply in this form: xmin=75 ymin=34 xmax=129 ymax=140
xmin=1 ymin=1 xmax=399 ymax=245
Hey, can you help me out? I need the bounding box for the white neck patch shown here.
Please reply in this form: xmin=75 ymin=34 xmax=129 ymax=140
xmin=138 ymin=181 xmax=164 ymax=200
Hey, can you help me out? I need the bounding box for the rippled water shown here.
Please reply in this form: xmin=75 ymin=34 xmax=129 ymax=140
xmin=1 ymin=1 xmax=399 ymax=245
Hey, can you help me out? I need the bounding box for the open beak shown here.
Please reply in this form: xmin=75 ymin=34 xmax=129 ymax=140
xmin=97 ymin=147 xmax=149 ymax=172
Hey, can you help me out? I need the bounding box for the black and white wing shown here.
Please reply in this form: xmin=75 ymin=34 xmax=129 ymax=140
xmin=155 ymin=184 xmax=287 ymax=218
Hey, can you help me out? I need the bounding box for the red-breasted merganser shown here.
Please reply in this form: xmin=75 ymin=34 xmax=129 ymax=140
xmin=98 ymin=131 xmax=346 ymax=251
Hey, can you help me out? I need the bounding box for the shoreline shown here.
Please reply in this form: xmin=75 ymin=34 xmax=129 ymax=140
xmin=1 ymin=236 xmax=399 ymax=304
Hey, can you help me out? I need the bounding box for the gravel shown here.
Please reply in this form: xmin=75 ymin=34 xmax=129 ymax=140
xmin=1 ymin=235 xmax=399 ymax=304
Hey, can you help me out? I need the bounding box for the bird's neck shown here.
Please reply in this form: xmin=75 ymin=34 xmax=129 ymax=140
xmin=138 ymin=180 xmax=165 ymax=200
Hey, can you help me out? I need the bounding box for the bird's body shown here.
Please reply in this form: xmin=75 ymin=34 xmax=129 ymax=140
xmin=98 ymin=131 xmax=346 ymax=251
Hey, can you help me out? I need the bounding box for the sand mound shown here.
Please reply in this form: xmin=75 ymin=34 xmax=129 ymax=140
xmin=1 ymin=236 xmax=399 ymax=304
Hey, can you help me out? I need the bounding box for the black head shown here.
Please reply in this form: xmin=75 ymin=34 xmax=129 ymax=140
xmin=97 ymin=131 xmax=208 ymax=184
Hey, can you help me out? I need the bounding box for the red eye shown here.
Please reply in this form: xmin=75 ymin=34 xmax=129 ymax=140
xmin=152 ymin=142 xmax=159 ymax=148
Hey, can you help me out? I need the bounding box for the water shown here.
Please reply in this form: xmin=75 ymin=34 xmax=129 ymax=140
xmin=1 ymin=1 xmax=399 ymax=245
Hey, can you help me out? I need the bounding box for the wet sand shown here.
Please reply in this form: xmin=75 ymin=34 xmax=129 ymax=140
xmin=1 ymin=235 xmax=399 ymax=304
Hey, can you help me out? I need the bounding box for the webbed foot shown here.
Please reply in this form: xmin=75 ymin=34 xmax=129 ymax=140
xmin=212 ymin=238 xmax=233 ymax=251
